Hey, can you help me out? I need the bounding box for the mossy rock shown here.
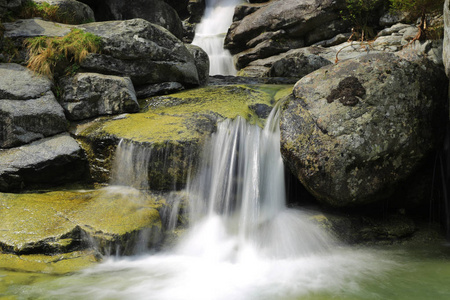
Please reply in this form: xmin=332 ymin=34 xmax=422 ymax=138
xmin=0 ymin=188 xmax=163 ymax=255
xmin=75 ymin=84 xmax=293 ymax=188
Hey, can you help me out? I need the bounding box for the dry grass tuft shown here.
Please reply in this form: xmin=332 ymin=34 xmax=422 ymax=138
xmin=25 ymin=28 xmax=102 ymax=78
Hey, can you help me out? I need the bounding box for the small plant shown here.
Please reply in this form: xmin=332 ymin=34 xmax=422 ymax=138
xmin=389 ymin=0 xmax=445 ymax=40
xmin=25 ymin=28 xmax=102 ymax=78
xmin=341 ymin=0 xmax=384 ymax=41
xmin=18 ymin=0 xmax=75 ymax=24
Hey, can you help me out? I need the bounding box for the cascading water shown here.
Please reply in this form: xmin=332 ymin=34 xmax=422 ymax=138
xmin=192 ymin=0 xmax=241 ymax=75
xmin=28 ymin=106 xmax=395 ymax=300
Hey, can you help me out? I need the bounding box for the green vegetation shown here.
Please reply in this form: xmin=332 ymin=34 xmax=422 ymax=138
xmin=341 ymin=0 xmax=384 ymax=40
xmin=389 ymin=0 xmax=445 ymax=40
xmin=18 ymin=0 xmax=75 ymax=24
xmin=25 ymin=28 xmax=102 ymax=78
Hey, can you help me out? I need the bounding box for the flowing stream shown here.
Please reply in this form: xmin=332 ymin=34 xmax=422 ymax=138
xmin=192 ymin=0 xmax=241 ymax=75
xmin=5 ymin=107 xmax=450 ymax=299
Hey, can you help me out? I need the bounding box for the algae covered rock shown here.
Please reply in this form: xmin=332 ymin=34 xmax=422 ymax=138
xmin=59 ymin=72 xmax=139 ymax=120
xmin=75 ymin=84 xmax=292 ymax=188
xmin=280 ymin=53 xmax=448 ymax=207
xmin=0 ymin=188 xmax=163 ymax=255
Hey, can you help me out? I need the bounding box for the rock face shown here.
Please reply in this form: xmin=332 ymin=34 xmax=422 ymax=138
xmin=78 ymin=19 xmax=202 ymax=86
xmin=444 ymin=0 xmax=450 ymax=77
xmin=225 ymin=0 xmax=347 ymax=68
xmin=0 ymin=0 xmax=24 ymax=16
xmin=0 ymin=63 xmax=67 ymax=148
xmin=280 ymin=53 xmax=448 ymax=207
xmin=0 ymin=133 xmax=88 ymax=192
xmin=59 ymin=73 xmax=139 ymax=120
xmin=33 ymin=0 xmax=96 ymax=24
xmin=77 ymin=0 xmax=184 ymax=39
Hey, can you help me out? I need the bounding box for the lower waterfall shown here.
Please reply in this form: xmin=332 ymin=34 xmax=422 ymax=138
xmin=27 ymin=107 xmax=399 ymax=300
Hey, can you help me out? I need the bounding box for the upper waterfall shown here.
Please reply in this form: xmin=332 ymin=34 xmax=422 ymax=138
xmin=192 ymin=0 xmax=241 ymax=75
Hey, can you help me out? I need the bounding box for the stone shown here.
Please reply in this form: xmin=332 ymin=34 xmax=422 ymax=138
xmin=280 ymin=53 xmax=448 ymax=207
xmin=0 ymin=0 xmax=24 ymax=16
xmin=75 ymin=84 xmax=293 ymax=186
xmin=0 ymin=63 xmax=67 ymax=148
xmin=78 ymin=19 xmax=201 ymax=86
xmin=33 ymin=0 xmax=95 ymax=24
xmin=0 ymin=188 xmax=163 ymax=255
xmin=238 ymin=46 xmax=332 ymax=78
xmin=444 ymin=0 xmax=450 ymax=77
xmin=0 ymin=133 xmax=89 ymax=192
xmin=135 ymin=82 xmax=185 ymax=99
xmin=3 ymin=18 xmax=72 ymax=39
xmin=225 ymin=0 xmax=346 ymax=54
xmin=59 ymin=73 xmax=139 ymax=121
xmin=185 ymin=44 xmax=209 ymax=85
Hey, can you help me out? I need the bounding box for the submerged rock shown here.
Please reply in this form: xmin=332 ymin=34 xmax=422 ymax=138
xmin=0 ymin=188 xmax=163 ymax=255
xmin=0 ymin=133 xmax=89 ymax=192
xmin=0 ymin=63 xmax=67 ymax=148
xmin=280 ymin=53 xmax=448 ymax=207
xmin=59 ymin=72 xmax=139 ymax=121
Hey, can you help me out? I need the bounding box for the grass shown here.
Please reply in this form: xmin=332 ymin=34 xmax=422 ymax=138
xmin=25 ymin=28 xmax=102 ymax=78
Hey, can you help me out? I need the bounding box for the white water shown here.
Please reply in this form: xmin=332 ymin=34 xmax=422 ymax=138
xmin=21 ymin=106 xmax=395 ymax=299
xmin=192 ymin=0 xmax=240 ymax=75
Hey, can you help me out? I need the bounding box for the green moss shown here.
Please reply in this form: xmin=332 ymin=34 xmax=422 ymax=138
xmin=0 ymin=189 xmax=162 ymax=254
xmin=79 ymin=84 xmax=293 ymax=145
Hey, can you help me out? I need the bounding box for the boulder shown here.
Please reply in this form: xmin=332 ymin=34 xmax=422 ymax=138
xmin=238 ymin=47 xmax=332 ymax=77
xmin=225 ymin=0 xmax=347 ymax=67
xmin=78 ymin=19 xmax=201 ymax=86
xmin=33 ymin=0 xmax=95 ymax=24
xmin=0 ymin=188 xmax=162 ymax=255
xmin=59 ymin=73 xmax=139 ymax=120
xmin=280 ymin=53 xmax=448 ymax=207
xmin=135 ymin=82 xmax=185 ymax=99
xmin=0 ymin=63 xmax=67 ymax=148
xmin=75 ymin=84 xmax=292 ymax=186
xmin=4 ymin=18 xmax=203 ymax=87
xmin=444 ymin=0 xmax=450 ymax=77
xmin=77 ymin=0 xmax=183 ymax=39
xmin=0 ymin=133 xmax=89 ymax=192
xmin=185 ymin=43 xmax=209 ymax=85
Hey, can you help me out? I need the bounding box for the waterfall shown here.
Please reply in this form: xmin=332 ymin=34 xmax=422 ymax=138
xmin=192 ymin=0 xmax=241 ymax=75
xmin=178 ymin=106 xmax=332 ymax=259
xmin=31 ymin=107 xmax=393 ymax=300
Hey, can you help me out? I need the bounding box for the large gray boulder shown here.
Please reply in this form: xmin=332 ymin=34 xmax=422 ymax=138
xmin=444 ymin=0 xmax=450 ymax=77
xmin=59 ymin=73 xmax=139 ymax=120
xmin=3 ymin=18 xmax=204 ymax=87
xmin=280 ymin=53 xmax=448 ymax=207
xmin=78 ymin=19 xmax=201 ymax=86
xmin=0 ymin=63 xmax=67 ymax=148
xmin=33 ymin=0 xmax=95 ymax=24
xmin=0 ymin=133 xmax=88 ymax=192
xmin=225 ymin=0 xmax=347 ymax=68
